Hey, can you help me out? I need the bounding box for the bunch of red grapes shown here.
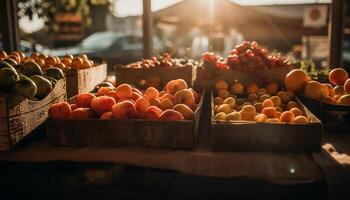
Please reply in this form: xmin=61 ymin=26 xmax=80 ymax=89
xmin=201 ymin=41 xmax=291 ymax=73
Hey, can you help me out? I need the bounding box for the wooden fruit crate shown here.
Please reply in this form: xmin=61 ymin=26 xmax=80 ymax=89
xmin=210 ymin=94 xmax=322 ymax=152
xmin=65 ymin=63 xmax=107 ymax=98
xmin=0 ymin=79 xmax=66 ymax=151
xmin=115 ymin=65 xmax=196 ymax=90
xmin=47 ymin=94 xmax=203 ymax=149
xmin=298 ymin=95 xmax=350 ymax=133
xmin=194 ymin=65 xmax=291 ymax=91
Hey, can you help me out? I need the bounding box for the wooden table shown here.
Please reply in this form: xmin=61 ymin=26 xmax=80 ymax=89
xmin=0 ymin=133 xmax=349 ymax=200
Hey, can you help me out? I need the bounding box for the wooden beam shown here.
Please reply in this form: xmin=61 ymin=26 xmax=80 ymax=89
xmin=142 ymin=0 xmax=153 ymax=59
xmin=0 ymin=0 xmax=20 ymax=52
xmin=328 ymin=0 xmax=345 ymax=68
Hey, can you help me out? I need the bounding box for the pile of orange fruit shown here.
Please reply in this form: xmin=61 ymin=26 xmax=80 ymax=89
xmin=49 ymin=79 xmax=199 ymax=121
xmin=213 ymin=80 xmax=310 ymax=123
xmin=284 ymin=68 xmax=350 ymax=105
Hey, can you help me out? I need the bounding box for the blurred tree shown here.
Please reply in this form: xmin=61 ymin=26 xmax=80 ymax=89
xmin=17 ymin=0 xmax=109 ymax=32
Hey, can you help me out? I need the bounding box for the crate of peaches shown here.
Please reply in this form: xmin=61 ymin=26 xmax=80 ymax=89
xmin=115 ymin=53 xmax=196 ymax=90
xmin=291 ymin=68 xmax=350 ymax=132
xmin=210 ymin=78 xmax=322 ymax=152
xmin=47 ymin=79 xmax=201 ymax=149
xmin=195 ymin=41 xmax=292 ymax=91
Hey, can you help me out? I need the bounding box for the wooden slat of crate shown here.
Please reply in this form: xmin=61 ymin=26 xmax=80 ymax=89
xmin=211 ymin=95 xmax=323 ymax=153
xmin=115 ymin=66 xmax=195 ymax=90
xmin=66 ymin=63 xmax=107 ymax=98
xmin=0 ymin=79 xmax=67 ymax=151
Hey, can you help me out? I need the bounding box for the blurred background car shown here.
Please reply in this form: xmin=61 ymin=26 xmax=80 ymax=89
xmin=51 ymin=31 xmax=166 ymax=69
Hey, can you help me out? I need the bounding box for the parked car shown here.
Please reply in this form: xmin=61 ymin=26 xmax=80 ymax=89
xmin=0 ymin=40 xmax=49 ymax=57
xmin=51 ymin=31 xmax=166 ymax=70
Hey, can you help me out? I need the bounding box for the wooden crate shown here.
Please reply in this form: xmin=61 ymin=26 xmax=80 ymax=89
xmin=194 ymin=66 xmax=291 ymax=91
xmin=47 ymin=93 xmax=203 ymax=149
xmin=0 ymin=79 xmax=66 ymax=151
xmin=115 ymin=65 xmax=196 ymax=90
xmin=65 ymin=63 xmax=107 ymax=98
xmin=298 ymin=95 xmax=350 ymax=133
xmin=210 ymin=94 xmax=322 ymax=152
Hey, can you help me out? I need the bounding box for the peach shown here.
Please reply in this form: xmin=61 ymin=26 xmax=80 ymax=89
xmin=70 ymin=108 xmax=96 ymax=119
xmin=231 ymin=82 xmax=244 ymax=94
xmin=159 ymin=109 xmax=184 ymax=121
xmin=305 ymin=81 xmax=328 ymax=100
xmin=266 ymin=118 xmax=281 ymax=123
xmin=255 ymin=113 xmax=267 ymax=122
xmin=292 ymin=116 xmax=309 ymax=123
xmin=262 ymin=99 xmax=274 ymax=108
xmin=266 ymin=82 xmax=278 ymax=95
xmin=270 ymin=96 xmax=281 ymax=107
xmin=70 ymin=104 xmax=77 ymax=111
xmin=248 ymin=93 xmax=258 ymax=102
xmin=145 ymin=106 xmax=162 ymax=120
xmin=277 ymin=91 xmax=290 ymax=103
xmin=144 ymin=87 xmax=159 ymax=100
xmin=107 ymin=91 xmax=119 ymax=102
xmin=118 ymin=98 xmax=135 ymax=104
xmin=329 ymin=68 xmax=348 ymax=85
xmin=323 ymin=83 xmax=334 ymax=97
xmin=131 ymin=92 xmax=142 ymax=101
xmin=159 ymin=91 xmax=166 ymax=97
xmin=111 ymin=100 xmax=137 ymax=120
xmin=286 ymin=101 xmax=298 ymax=111
xmin=223 ymin=97 xmax=236 ymax=108
xmin=322 ymin=96 xmax=338 ymax=104
xmin=159 ymin=98 xmax=174 ymax=110
xmin=173 ymin=104 xmax=194 ymax=120
xmin=115 ymin=84 xmax=133 ymax=99
xmin=75 ymin=93 xmax=96 ymax=108
xmin=290 ymin=107 xmax=303 ymax=117
xmin=216 ymin=104 xmax=231 ymax=114
xmin=280 ymin=111 xmax=295 ymax=123
xmin=344 ymin=79 xmax=350 ymax=94
xmin=333 ymin=85 xmax=344 ymax=96
xmin=246 ymin=83 xmax=259 ymax=94
xmin=284 ymin=69 xmax=309 ymax=92
xmin=100 ymin=112 xmax=113 ymax=120
xmin=189 ymin=88 xmax=199 ymax=103
xmin=160 ymin=93 xmax=176 ymax=104
xmin=135 ymin=97 xmax=150 ymax=114
xmin=285 ymin=90 xmax=295 ymax=99
xmin=175 ymin=89 xmax=195 ymax=107
xmin=240 ymin=105 xmax=256 ymax=121
xmin=97 ymin=87 xmax=113 ymax=96
xmin=90 ymin=96 xmax=116 ymax=115
xmin=215 ymin=112 xmax=226 ymax=121
xmin=49 ymin=102 xmax=72 ymax=120
xmin=338 ymin=94 xmax=350 ymax=105
xmin=226 ymin=111 xmax=241 ymax=121
xmin=214 ymin=97 xmax=223 ymax=105
xmin=215 ymin=80 xmax=228 ymax=91
xmin=261 ymin=107 xmax=277 ymax=118
xmin=253 ymin=102 xmax=264 ymax=113
xmin=259 ymin=94 xmax=271 ymax=102
xmin=149 ymin=97 xmax=161 ymax=107
xmin=166 ymin=79 xmax=188 ymax=94
xmin=217 ymin=89 xmax=230 ymax=100
xmin=132 ymin=87 xmax=142 ymax=96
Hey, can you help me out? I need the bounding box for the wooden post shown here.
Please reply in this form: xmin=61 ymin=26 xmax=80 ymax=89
xmin=142 ymin=0 xmax=153 ymax=59
xmin=0 ymin=0 xmax=20 ymax=52
xmin=328 ymin=0 xmax=345 ymax=68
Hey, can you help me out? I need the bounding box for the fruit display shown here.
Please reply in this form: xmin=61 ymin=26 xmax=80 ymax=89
xmin=126 ymin=53 xmax=195 ymax=69
xmin=115 ymin=54 xmax=196 ymax=90
xmin=212 ymin=80 xmax=310 ymax=124
xmin=49 ymin=79 xmax=200 ymax=121
xmin=286 ymin=68 xmax=350 ymax=105
xmin=201 ymin=41 xmax=291 ymax=73
xmin=0 ymin=50 xmax=64 ymax=99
